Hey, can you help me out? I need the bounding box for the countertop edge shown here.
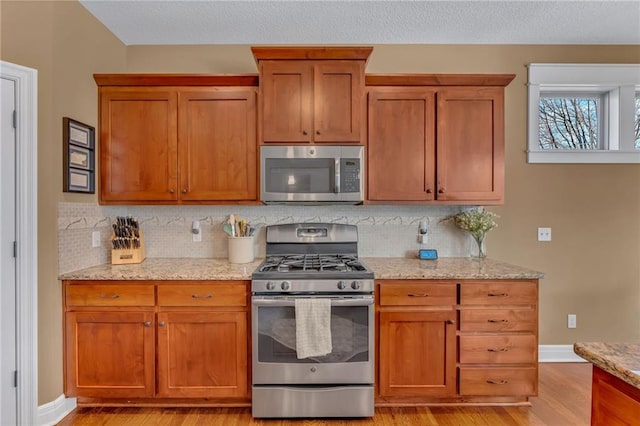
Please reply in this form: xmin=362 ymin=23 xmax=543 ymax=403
xmin=574 ymin=342 xmax=640 ymax=389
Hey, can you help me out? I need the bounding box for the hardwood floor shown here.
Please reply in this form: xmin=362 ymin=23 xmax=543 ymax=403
xmin=57 ymin=363 xmax=592 ymax=426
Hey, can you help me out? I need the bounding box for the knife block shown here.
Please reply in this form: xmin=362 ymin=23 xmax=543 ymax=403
xmin=111 ymin=230 xmax=146 ymax=265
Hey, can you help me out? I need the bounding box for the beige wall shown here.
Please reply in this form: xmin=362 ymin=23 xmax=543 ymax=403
xmin=1 ymin=0 xmax=126 ymax=404
xmin=2 ymin=0 xmax=640 ymax=405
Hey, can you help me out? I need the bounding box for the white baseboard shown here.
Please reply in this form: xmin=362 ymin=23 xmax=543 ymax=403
xmin=38 ymin=394 xmax=77 ymax=426
xmin=539 ymin=344 xmax=586 ymax=363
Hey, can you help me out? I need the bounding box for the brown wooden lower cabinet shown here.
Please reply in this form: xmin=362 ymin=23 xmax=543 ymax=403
xmin=64 ymin=310 xmax=156 ymax=398
xmin=63 ymin=280 xmax=249 ymax=404
xmin=156 ymin=311 xmax=247 ymax=398
xmin=376 ymin=279 xmax=539 ymax=404
xmin=591 ymin=366 xmax=640 ymax=426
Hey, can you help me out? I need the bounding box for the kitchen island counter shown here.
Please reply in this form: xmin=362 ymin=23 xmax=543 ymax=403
xmin=574 ymin=342 xmax=640 ymax=425
xmin=574 ymin=342 xmax=640 ymax=389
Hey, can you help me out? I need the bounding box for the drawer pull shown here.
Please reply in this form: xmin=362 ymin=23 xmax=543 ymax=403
xmin=97 ymin=293 xmax=120 ymax=299
xmin=143 ymin=321 xmax=151 ymax=327
xmin=488 ymin=319 xmax=508 ymax=323
xmin=488 ymin=292 xmax=509 ymax=297
xmin=487 ymin=347 xmax=509 ymax=352
xmin=486 ymin=379 xmax=509 ymax=385
xmin=407 ymin=293 xmax=429 ymax=297
xmin=159 ymin=321 xmax=166 ymax=327
xmin=192 ymin=293 xmax=213 ymax=299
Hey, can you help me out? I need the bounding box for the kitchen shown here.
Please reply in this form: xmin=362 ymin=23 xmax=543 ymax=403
xmin=1 ymin=1 xmax=639 ymax=425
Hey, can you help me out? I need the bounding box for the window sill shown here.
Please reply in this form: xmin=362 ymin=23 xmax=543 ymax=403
xmin=527 ymin=150 xmax=640 ymax=164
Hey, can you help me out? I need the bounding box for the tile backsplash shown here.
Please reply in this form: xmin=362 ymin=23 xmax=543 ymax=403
xmin=58 ymin=202 xmax=474 ymax=274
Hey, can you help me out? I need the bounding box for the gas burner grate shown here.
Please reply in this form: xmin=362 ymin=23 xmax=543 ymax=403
xmin=258 ymin=253 xmax=366 ymax=274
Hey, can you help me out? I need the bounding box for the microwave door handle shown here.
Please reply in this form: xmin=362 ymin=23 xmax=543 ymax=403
xmin=334 ymin=157 xmax=340 ymax=193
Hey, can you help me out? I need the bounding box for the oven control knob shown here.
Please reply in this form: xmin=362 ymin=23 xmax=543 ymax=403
xmin=281 ymin=281 xmax=291 ymax=291
xmin=266 ymin=281 xmax=276 ymax=290
xmin=337 ymin=281 xmax=347 ymax=290
xmin=351 ymin=281 xmax=361 ymax=290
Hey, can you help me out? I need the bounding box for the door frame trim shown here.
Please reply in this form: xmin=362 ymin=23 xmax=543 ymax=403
xmin=1 ymin=60 xmax=38 ymax=425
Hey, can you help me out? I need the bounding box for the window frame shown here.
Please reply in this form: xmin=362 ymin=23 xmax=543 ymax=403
xmin=527 ymin=64 xmax=640 ymax=164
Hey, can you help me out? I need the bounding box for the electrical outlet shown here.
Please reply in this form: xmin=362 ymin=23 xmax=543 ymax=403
xmin=92 ymin=231 xmax=101 ymax=248
xmin=567 ymin=314 xmax=577 ymax=329
xmin=538 ymin=227 xmax=552 ymax=241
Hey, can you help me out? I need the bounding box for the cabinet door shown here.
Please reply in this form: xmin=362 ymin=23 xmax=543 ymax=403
xmin=379 ymin=309 xmax=456 ymax=397
xmin=436 ymin=87 xmax=504 ymax=202
xmin=260 ymin=61 xmax=313 ymax=143
xmin=178 ymin=88 xmax=257 ymax=201
xmin=314 ymin=61 xmax=363 ymax=143
xmin=157 ymin=311 xmax=248 ymax=398
xmin=65 ymin=311 xmax=155 ymax=398
xmin=368 ymin=88 xmax=436 ymax=201
xmin=99 ymin=88 xmax=178 ymax=202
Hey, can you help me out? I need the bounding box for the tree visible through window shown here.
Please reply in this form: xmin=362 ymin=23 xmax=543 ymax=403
xmin=538 ymin=95 xmax=600 ymax=150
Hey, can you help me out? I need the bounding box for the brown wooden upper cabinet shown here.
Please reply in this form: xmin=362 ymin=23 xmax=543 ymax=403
xmin=252 ymin=47 xmax=372 ymax=144
xmin=366 ymin=75 xmax=514 ymax=205
xmin=94 ymin=75 xmax=258 ymax=204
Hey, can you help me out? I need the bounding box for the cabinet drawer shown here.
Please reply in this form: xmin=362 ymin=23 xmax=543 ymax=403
xmin=65 ymin=284 xmax=155 ymax=307
xmin=460 ymin=282 xmax=537 ymax=306
xmin=459 ymin=309 xmax=537 ymax=332
xmin=459 ymin=367 xmax=537 ymax=396
xmin=379 ymin=281 xmax=456 ymax=306
xmin=157 ymin=283 xmax=247 ymax=307
xmin=459 ymin=335 xmax=537 ymax=364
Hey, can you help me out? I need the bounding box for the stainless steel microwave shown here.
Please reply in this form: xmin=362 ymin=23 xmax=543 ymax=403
xmin=260 ymin=145 xmax=364 ymax=204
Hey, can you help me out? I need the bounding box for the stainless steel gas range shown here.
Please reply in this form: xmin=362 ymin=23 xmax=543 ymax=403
xmin=251 ymin=223 xmax=375 ymax=418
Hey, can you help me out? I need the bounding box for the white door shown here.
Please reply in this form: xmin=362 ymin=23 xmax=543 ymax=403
xmin=0 ymin=76 xmax=18 ymax=425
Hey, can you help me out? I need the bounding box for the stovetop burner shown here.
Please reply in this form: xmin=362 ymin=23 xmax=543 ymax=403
xmin=258 ymin=254 xmax=367 ymax=274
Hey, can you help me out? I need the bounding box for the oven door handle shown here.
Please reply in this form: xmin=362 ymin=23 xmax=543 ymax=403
xmin=252 ymin=297 xmax=374 ymax=307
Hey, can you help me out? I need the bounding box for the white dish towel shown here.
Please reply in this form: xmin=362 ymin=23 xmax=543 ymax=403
xmin=295 ymin=298 xmax=332 ymax=359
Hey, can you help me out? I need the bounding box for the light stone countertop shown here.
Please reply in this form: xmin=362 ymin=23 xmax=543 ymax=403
xmin=59 ymin=258 xmax=264 ymax=281
xmin=59 ymin=257 xmax=543 ymax=281
xmin=361 ymin=257 xmax=544 ymax=280
xmin=574 ymin=342 xmax=640 ymax=389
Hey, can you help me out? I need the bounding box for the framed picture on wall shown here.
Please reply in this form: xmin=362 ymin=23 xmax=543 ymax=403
xmin=63 ymin=117 xmax=95 ymax=193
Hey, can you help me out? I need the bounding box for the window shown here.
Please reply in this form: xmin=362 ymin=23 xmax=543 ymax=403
xmin=528 ymin=64 xmax=640 ymax=163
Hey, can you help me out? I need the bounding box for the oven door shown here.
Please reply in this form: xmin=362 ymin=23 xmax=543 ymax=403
xmin=252 ymin=295 xmax=374 ymax=385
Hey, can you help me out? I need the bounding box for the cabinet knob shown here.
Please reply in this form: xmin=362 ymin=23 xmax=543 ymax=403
xmin=169 ymin=189 xmax=175 ymax=194
xmin=438 ymin=188 xmax=445 ymax=194
xmin=426 ymin=189 xmax=433 ymax=194
xmin=302 ymin=130 xmax=308 ymax=135
xmin=181 ymin=189 xmax=187 ymax=194
xmin=159 ymin=321 xmax=166 ymax=327
xmin=316 ymin=130 xmax=321 ymax=135
xmin=447 ymin=319 xmax=456 ymax=325
xmin=143 ymin=321 xmax=152 ymax=327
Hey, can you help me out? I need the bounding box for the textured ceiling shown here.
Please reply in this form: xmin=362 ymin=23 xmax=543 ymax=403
xmin=78 ymin=0 xmax=640 ymax=46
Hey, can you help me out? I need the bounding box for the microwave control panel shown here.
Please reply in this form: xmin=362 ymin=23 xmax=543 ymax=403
xmin=340 ymin=158 xmax=361 ymax=193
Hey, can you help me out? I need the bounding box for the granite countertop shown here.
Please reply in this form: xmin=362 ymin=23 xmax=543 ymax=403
xmin=59 ymin=257 xmax=543 ymax=281
xmin=59 ymin=258 xmax=264 ymax=281
xmin=361 ymin=257 xmax=543 ymax=280
xmin=574 ymin=342 xmax=640 ymax=389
